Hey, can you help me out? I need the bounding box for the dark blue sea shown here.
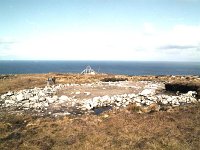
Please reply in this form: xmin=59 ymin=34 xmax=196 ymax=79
xmin=0 ymin=61 xmax=200 ymax=75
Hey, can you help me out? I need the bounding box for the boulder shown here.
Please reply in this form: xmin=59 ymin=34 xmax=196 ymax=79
xmin=1 ymin=94 xmax=6 ymax=100
xmin=16 ymin=93 xmax=25 ymax=101
xmin=83 ymin=102 xmax=93 ymax=110
xmin=185 ymin=91 xmax=197 ymax=97
xmin=29 ymin=96 xmax=39 ymax=102
xmin=84 ymin=92 xmax=91 ymax=96
xmin=140 ymin=89 xmax=155 ymax=96
xmin=6 ymin=91 xmax=14 ymax=96
xmin=75 ymin=91 xmax=81 ymax=95
xmin=39 ymin=97 xmax=46 ymax=102
xmin=42 ymin=102 xmax=49 ymax=107
xmin=59 ymin=95 xmax=69 ymax=101
xmin=5 ymin=99 xmax=15 ymax=104
xmin=10 ymin=95 xmax=17 ymax=100
xmin=24 ymin=93 xmax=32 ymax=99
xmin=46 ymin=96 xmax=57 ymax=104
xmin=23 ymin=103 xmax=30 ymax=108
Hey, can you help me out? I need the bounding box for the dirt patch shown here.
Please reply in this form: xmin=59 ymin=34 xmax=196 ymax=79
xmin=56 ymin=81 xmax=146 ymax=100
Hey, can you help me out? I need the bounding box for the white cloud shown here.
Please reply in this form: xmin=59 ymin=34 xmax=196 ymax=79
xmin=143 ymin=22 xmax=156 ymax=35
xmin=1 ymin=24 xmax=200 ymax=61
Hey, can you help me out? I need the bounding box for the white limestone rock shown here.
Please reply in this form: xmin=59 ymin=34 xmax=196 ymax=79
xmin=6 ymin=91 xmax=14 ymax=96
xmin=84 ymin=92 xmax=91 ymax=96
xmin=186 ymin=91 xmax=197 ymax=97
xmin=5 ymin=99 xmax=15 ymax=104
xmin=16 ymin=93 xmax=25 ymax=101
xmin=29 ymin=96 xmax=39 ymax=102
xmin=39 ymin=97 xmax=46 ymax=102
xmin=23 ymin=103 xmax=30 ymax=108
xmin=46 ymin=96 xmax=58 ymax=104
xmin=42 ymin=102 xmax=49 ymax=107
xmin=22 ymin=100 xmax=30 ymax=104
xmin=75 ymin=91 xmax=81 ymax=95
xmin=1 ymin=94 xmax=6 ymax=100
xmin=140 ymin=89 xmax=155 ymax=96
xmin=59 ymin=95 xmax=69 ymax=101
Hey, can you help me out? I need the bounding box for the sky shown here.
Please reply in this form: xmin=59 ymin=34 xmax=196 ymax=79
xmin=0 ymin=0 xmax=200 ymax=61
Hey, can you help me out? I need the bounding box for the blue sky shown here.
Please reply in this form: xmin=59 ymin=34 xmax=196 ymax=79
xmin=0 ymin=0 xmax=200 ymax=61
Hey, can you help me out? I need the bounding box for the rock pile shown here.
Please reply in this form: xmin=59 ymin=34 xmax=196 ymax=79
xmin=81 ymin=90 xmax=199 ymax=112
xmin=0 ymin=81 xmax=199 ymax=116
xmin=0 ymin=85 xmax=71 ymax=111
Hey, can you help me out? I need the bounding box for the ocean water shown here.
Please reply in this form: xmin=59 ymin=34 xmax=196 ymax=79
xmin=0 ymin=60 xmax=200 ymax=75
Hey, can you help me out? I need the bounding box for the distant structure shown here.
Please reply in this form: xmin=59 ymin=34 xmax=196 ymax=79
xmin=81 ymin=66 xmax=96 ymax=75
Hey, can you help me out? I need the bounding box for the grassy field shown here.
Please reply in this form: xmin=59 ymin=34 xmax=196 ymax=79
xmin=0 ymin=74 xmax=200 ymax=150
xmin=0 ymin=103 xmax=200 ymax=150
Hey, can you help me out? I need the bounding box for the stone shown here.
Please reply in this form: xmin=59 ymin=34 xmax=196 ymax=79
xmin=10 ymin=95 xmax=17 ymax=100
xmin=103 ymin=114 xmax=109 ymax=118
xmin=1 ymin=94 xmax=6 ymax=100
xmin=29 ymin=96 xmax=39 ymax=102
xmin=116 ymin=97 xmax=122 ymax=102
xmin=64 ymin=112 xmax=71 ymax=115
xmin=33 ymin=103 xmax=42 ymax=109
xmin=22 ymin=100 xmax=30 ymax=104
xmin=24 ymin=93 xmax=32 ymax=99
xmin=59 ymin=95 xmax=69 ymax=101
xmin=145 ymin=100 xmax=154 ymax=106
xmin=5 ymin=99 xmax=15 ymax=104
xmin=46 ymin=97 xmax=56 ymax=104
xmin=128 ymin=94 xmax=137 ymax=99
xmin=116 ymin=102 xmax=121 ymax=107
xmin=75 ymin=91 xmax=81 ymax=95
xmin=186 ymin=91 xmax=197 ymax=97
xmin=42 ymin=102 xmax=49 ymax=107
xmin=16 ymin=93 xmax=25 ymax=101
xmin=39 ymin=97 xmax=46 ymax=102
xmin=140 ymin=89 xmax=155 ymax=96
xmin=84 ymin=103 xmax=93 ymax=110
xmin=134 ymin=97 xmax=141 ymax=103
xmin=102 ymin=95 xmax=110 ymax=102
xmin=6 ymin=91 xmax=14 ymax=96
xmin=189 ymin=97 xmax=197 ymax=103
xmin=162 ymin=99 xmax=168 ymax=105
xmin=84 ymin=92 xmax=91 ymax=95
xmin=23 ymin=103 xmax=30 ymax=108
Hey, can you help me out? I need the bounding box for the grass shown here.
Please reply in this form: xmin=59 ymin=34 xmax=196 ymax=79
xmin=0 ymin=103 xmax=200 ymax=150
xmin=0 ymin=74 xmax=200 ymax=149
xmin=0 ymin=73 xmax=114 ymax=94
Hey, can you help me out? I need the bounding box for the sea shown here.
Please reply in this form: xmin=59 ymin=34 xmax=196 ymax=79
xmin=0 ymin=60 xmax=200 ymax=76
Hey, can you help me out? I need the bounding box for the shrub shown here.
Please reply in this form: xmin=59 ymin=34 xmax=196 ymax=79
xmin=101 ymin=77 xmax=128 ymax=82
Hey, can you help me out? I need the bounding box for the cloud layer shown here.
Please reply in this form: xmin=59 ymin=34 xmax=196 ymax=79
xmin=0 ymin=24 xmax=200 ymax=61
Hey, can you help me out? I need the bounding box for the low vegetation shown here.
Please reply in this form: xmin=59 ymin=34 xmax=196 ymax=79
xmin=0 ymin=74 xmax=200 ymax=149
xmin=0 ymin=103 xmax=200 ymax=150
xmin=101 ymin=77 xmax=128 ymax=82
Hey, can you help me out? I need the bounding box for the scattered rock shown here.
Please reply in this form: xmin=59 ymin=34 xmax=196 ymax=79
xmin=0 ymin=81 xmax=199 ymax=116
